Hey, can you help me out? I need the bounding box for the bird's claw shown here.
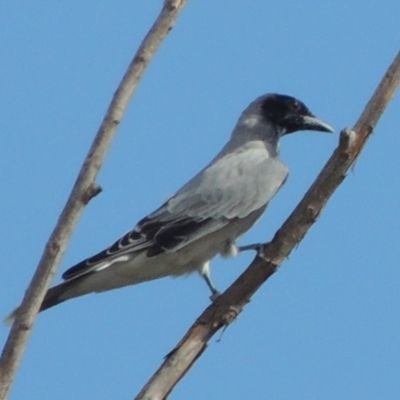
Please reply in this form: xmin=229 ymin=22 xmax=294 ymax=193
xmin=209 ymin=290 xmax=221 ymax=302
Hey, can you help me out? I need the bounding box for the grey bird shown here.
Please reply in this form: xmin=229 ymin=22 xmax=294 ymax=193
xmin=7 ymin=94 xmax=333 ymax=322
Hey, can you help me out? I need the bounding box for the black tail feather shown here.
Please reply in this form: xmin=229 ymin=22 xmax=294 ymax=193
xmin=39 ymin=280 xmax=78 ymax=312
xmin=4 ymin=280 xmax=79 ymax=326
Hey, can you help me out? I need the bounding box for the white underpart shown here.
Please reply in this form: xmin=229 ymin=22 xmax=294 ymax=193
xmin=199 ymin=260 xmax=211 ymax=278
xmin=219 ymin=241 xmax=239 ymax=258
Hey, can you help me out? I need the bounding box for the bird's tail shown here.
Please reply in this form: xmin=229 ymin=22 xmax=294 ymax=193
xmin=4 ymin=280 xmax=77 ymax=326
xmin=40 ymin=281 xmax=76 ymax=311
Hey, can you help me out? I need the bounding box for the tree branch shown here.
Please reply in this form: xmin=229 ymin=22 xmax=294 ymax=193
xmin=135 ymin=50 xmax=400 ymax=400
xmin=0 ymin=1 xmax=188 ymax=398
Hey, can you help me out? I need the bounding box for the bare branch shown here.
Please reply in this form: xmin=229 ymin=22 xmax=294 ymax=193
xmin=135 ymin=50 xmax=400 ymax=400
xmin=0 ymin=1 xmax=188 ymax=398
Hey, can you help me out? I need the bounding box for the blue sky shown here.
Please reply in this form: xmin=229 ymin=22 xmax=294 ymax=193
xmin=1 ymin=2 xmax=399 ymax=399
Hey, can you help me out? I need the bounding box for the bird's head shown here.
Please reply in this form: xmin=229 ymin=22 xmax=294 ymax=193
xmin=259 ymin=93 xmax=334 ymax=135
xmin=239 ymin=93 xmax=334 ymax=138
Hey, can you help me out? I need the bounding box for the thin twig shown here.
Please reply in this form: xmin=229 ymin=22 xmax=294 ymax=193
xmin=135 ymin=50 xmax=400 ymax=400
xmin=0 ymin=1 xmax=188 ymax=398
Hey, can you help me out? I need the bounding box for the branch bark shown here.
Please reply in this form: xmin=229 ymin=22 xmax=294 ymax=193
xmin=135 ymin=50 xmax=400 ymax=400
xmin=0 ymin=1 xmax=188 ymax=398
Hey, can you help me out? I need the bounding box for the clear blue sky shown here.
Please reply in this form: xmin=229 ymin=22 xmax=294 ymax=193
xmin=1 ymin=2 xmax=399 ymax=399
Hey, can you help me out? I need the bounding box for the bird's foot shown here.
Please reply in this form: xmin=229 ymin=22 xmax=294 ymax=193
xmin=209 ymin=289 xmax=221 ymax=302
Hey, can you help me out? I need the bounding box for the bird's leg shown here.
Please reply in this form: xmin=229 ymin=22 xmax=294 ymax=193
xmin=238 ymin=243 xmax=265 ymax=252
xmin=199 ymin=261 xmax=221 ymax=301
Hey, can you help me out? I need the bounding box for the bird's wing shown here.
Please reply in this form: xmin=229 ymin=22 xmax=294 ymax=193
xmin=63 ymin=148 xmax=288 ymax=281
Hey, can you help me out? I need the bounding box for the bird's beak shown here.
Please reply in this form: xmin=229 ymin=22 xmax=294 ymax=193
xmin=300 ymin=115 xmax=334 ymax=133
